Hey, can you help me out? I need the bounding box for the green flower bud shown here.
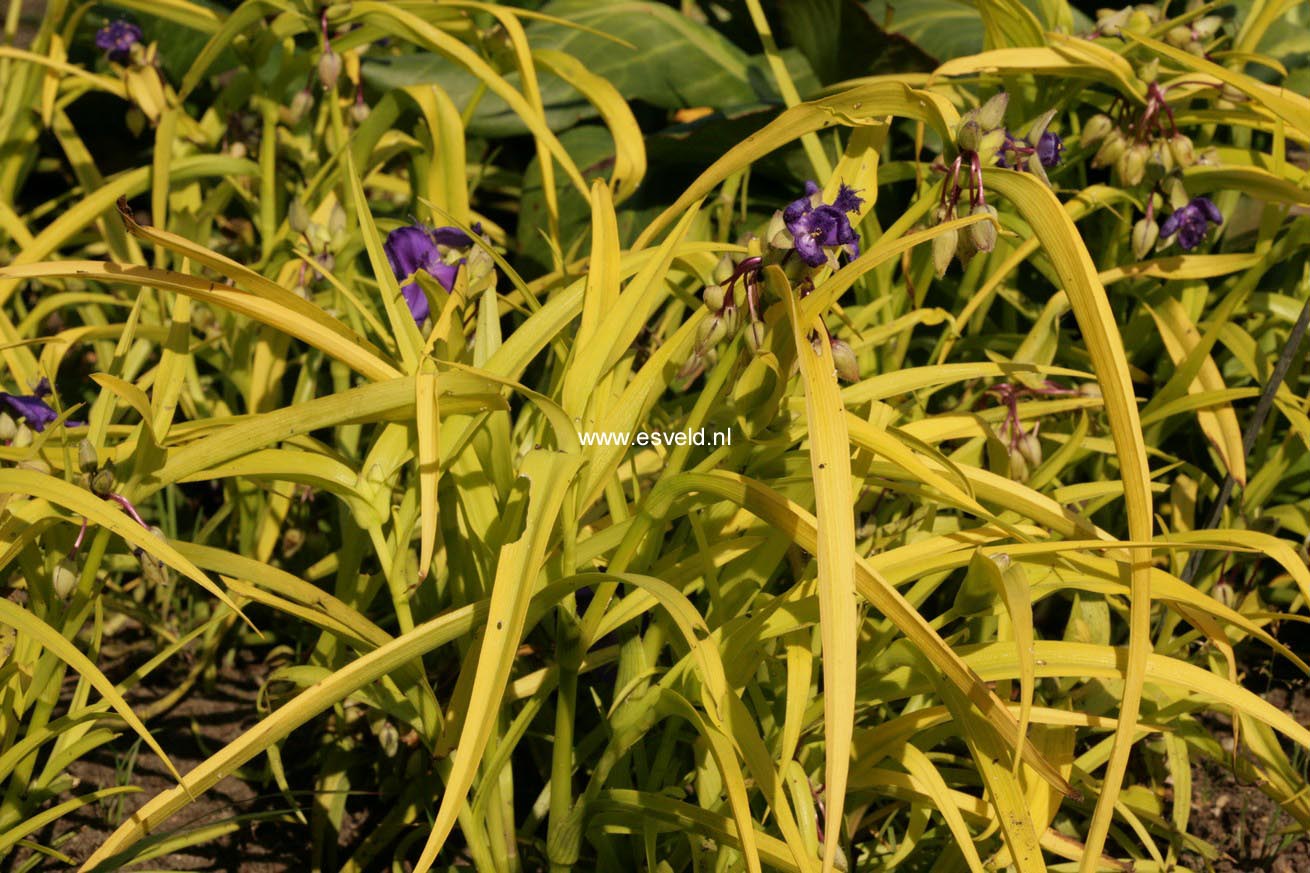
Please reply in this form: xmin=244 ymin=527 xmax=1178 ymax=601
xmin=350 ymin=99 xmax=370 ymax=124
xmin=1166 ymin=25 xmax=1193 ymax=48
xmin=720 ymin=306 xmax=742 ymax=337
xmin=138 ymin=550 xmax=169 ymax=589
xmin=1016 ymin=430 xmax=1043 ymax=468
xmin=1168 ymin=134 xmax=1195 ymax=167
xmin=933 ymin=226 xmax=959 ymax=277
xmin=969 ymin=203 xmax=998 ymax=253
xmin=745 ymin=321 xmax=766 ymax=354
xmin=1117 ymin=143 xmax=1149 ymax=186
xmin=329 ymin=203 xmax=348 ymax=239
xmin=1193 ymin=16 xmax=1222 ymax=39
xmin=978 ymin=127 xmax=1008 ymax=165
xmin=0 ymin=413 xmax=16 ymax=442
xmin=1081 ymin=113 xmax=1114 ymax=145
xmin=1097 ymin=8 xmax=1129 ymax=36
xmin=977 ymin=92 xmax=1009 ymax=130
xmin=77 ymin=439 xmax=98 ymax=474
xmin=288 ymin=199 xmax=311 ymax=234
xmin=1007 ymin=445 xmax=1030 ymax=482
xmin=696 ymin=316 xmax=727 ymax=352
xmin=712 ymin=254 xmax=735 ymax=284
xmin=90 ymin=464 xmax=116 ymax=498
xmin=956 ymin=118 xmax=983 ymax=153
xmin=125 ymin=107 xmax=146 ymax=138
xmin=1166 ymin=176 xmax=1191 ymax=210
xmin=1132 ymin=218 xmax=1160 ymax=260
xmin=287 ymin=89 xmax=313 ymax=125
xmin=1091 ymin=129 xmax=1126 ymax=168
xmin=766 ymin=211 xmax=791 ymax=249
xmin=830 ymin=339 xmax=859 ymax=382
xmin=1126 ymin=9 xmax=1154 ymax=34
xmin=1185 ymin=39 xmax=1206 ymax=56
xmin=703 ymin=283 xmax=726 ymax=312
xmin=16 ymin=458 xmax=50 ymax=474
xmin=317 ymin=50 xmax=342 ymax=91
xmin=53 ymin=559 xmax=79 ymax=599
xmin=12 ymin=425 xmax=32 ymax=448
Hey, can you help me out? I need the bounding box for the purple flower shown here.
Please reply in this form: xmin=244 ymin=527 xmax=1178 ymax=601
xmin=1037 ymin=131 xmax=1064 ymax=168
xmin=0 ymin=379 xmax=59 ymax=432
xmin=1159 ymin=197 xmax=1222 ymax=251
xmin=95 ymin=20 xmax=142 ymax=64
xmin=383 ymin=225 xmax=472 ymax=324
xmin=782 ymin=181 xmax=862 ymax=267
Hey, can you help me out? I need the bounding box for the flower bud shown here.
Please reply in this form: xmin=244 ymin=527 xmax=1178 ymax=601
xmin=329 ymin=203 xmax=348 ymax=239
xmin=1193 ymin=16 xmax=1222 ymax=39
xmin=1077 ymin=381 xmax=1102 ymax=398
xmin=287 ymin=88 xmax=313 ymax=125
xmin=125 ymin=106 xmax=146 ymax=138
xmin=1007 ymin=446 xmax=1030 ymax=482
xmin=90 ymin=465 xmax=116 ymax=498
xmin=1097 ymin=8 xmax=1129 ymax=36
xmin=766 ymin=211 xmax=791 ymax=250
xmin=1126 ymin=9 xmax=1154 ymax=34
xmin=1166 ymin=25 xmax=1193 ymax=48
xmin=745 ymin=321 xmax=766 ymax=354
xmin=956 ymin=118 xmax=983 ymax=153
xmin=713 ymin=254 xmax=735 ymax=284
xmin=720 ymin=306 xmax=741 ymax=337
xmin=696 ymin=316 xmax=727 ymax=352
xmin=1082 ymin=113 xmax=1114 ymax=145
xmin=969 ymin=203 xmax=998 ymax=253
xmin=0 ymin=413 xmax=15 ymax=442
xmin=350 ymin=98 xmax=370 ymax=124
xmin=1016 ymin=430 xmax=1043 ymax=468
xmin=703 ymin=283 xmax=726 ymax=312
xmin=12 ymin=425 xmax=32 ymax=448
xmin=16 ymin=458 xmax=50 ymax=474
xmin=138 ymin=549 xmax=169 ymax=589
xmin=1132 ymin=217 xmax=1160 ymax=259
xmin=53 ymin=559 xmax=79 ymax=599
xmin=288 ymin=199 xmax=311 ymax=234
xmin=1168 ymin=134 xmax=1195 ymax=167
xmin=977 ymin=92 xmax=1009 ymax=130
xmin=1091 ymin=129 xmax=1126 ymax=168
xmin=830 ymin=339 xmax=859 ymax=382
xmin=933 ymin=226 xmax=958 ymax=277
xmin=318 ymin=50 xmax=342 ymax=91
xmin=977 ymin=128 xmax=1007 ymax=165
xmin=78 ymin=439 xmax=98 ymax=474
xmin=1117 ymin=143 xmax=1149 ymax=186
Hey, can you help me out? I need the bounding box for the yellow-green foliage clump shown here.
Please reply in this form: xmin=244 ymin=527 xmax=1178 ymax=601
xmin=0 ymin=1 xmax=1309 ymax=871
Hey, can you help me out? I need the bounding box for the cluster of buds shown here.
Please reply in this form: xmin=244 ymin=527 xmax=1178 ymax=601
xmin=1083 ymin=71 xmax=1224 ymax=253
xmin=55 ymin=439 xmax=170 ymax=599
xmin=1092 ymin=4 xmax=1223 ymax=56
xmin=983 ymin=380 xmax=1098 ymax=482
xmin=696 ymin=253 xmax=761 ymax=358
xmin=929 ymin=93 xmax=1011 ymax=276
xmin=290 ymin=198 xmax=350 ymax=289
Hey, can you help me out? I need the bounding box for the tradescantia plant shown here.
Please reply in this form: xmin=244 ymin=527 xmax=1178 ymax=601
xmin=1 ymin=0 xmax=1310 ymax=871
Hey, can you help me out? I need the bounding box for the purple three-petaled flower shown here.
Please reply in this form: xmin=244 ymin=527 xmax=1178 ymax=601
xmin=383 ymin=224 xmax=473 ymax=324
xmin=1159 ymin=196 xmax=1222 ymax=251
xmin=782 ymin=181 xmax=863 ymax=267
xmin=0 ymin=378 xmax=61 ymax=432
xmin=95 ymin=20 xmax=142 ymax=64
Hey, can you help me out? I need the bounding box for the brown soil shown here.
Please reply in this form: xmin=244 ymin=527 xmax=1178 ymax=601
xmin=11 ymin=637 xmax=329 ymax=872
xmin=1179 ymin=681 xmax=1310 ymax=873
